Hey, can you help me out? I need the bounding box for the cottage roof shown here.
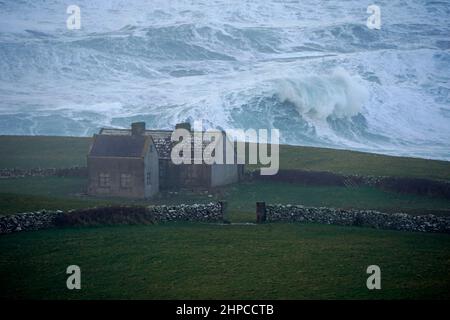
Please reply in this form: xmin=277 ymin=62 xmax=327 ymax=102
xmin=98 ymin=128 xmax=227 ymax=161
xmin=99 ymin=128 xmax=173 ymax=159
xmin=89 ymin=134 xmax=151 ymax=158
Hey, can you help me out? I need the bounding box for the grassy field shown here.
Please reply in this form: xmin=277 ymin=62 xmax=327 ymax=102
xmin=0 ymin=136 xmax=90 ymax=169
xmin=0 ymin=135 xmax=449 ymax=218
xmin=1 ymin=135 xmax=450 ymax=299
xmin=1 ymin=223 xmax=450 ymax=299
xmin=225 ymin=181 xmax=450 ymax=222
xmin=2 ymin=135 xmax=450 ymax=180
xmin=1 ymin=177 xmax=450 ymax=220
xmin=275 ymin=144 xmax=450 ymax=181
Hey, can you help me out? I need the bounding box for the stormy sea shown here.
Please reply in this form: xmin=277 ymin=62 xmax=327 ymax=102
xmin=0 ymin=0 xmax=449 ymax=160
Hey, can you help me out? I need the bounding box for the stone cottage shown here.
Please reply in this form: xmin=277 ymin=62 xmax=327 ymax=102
xmin=87 ymin=123 xmax=159 ymax=198
xmin=87 ymin=122 xmax=243 ymax=198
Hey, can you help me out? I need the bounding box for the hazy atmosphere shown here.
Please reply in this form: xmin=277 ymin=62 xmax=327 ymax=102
xmin=1 ymin=1 xmax=450 ymax=305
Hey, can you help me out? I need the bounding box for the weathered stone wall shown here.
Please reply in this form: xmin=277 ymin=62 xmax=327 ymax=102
xmin=147 ymin=203 xmax=223 ymax=222
xmin=0 ymin=166 xmax=87 ymax=178
xmin=266 ymin=204 xmax=450 ymax=233
xmin=0 ymin=210 xmax=63 ymax=234
xmin=252 ymin=169 xmax=450 ymax=199
xmin=0 ymin=202 xmax=224 ymax=235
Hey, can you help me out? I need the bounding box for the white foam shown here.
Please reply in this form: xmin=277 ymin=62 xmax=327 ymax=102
xmin=0 ymin=0 xmax=449 ymax=160
xmin=276 ymin=68 xmax=368 ymax=120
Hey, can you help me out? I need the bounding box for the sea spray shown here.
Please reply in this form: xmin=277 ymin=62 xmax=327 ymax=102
xmin=0 ymin=0 xmax=449 ymax=159
xmin=276 ymin=68 xmax=368 ymax=120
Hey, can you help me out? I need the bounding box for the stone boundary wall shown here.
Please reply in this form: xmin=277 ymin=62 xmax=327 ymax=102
xmin=265 ymin=204 xmax=450 ymax=234
xmin=252 ymin=169 xmax=450 ymax=199
xmin=3 ymin=166 xmax=449 ymax=199
xmin=0 ymin=166 xmax=87 ymax=178
xmin=0 ymin=202 xmax=224 ymax=235
xmin=0 ymin=210 xmax=62 ymax=234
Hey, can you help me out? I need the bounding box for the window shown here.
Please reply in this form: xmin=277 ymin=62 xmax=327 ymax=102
xmin=146 ymin=171 xmax=151 ymax=185
xmin=99 ymin=173 xmax=110 ymax=187
xmin=120 ymin=173 xmax=132 ymax=188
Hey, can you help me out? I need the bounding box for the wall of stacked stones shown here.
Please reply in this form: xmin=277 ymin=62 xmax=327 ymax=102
xmin=0 ymin=166 xmax=87 ymax=178
xmin=3 ymin=202 xmax=450 ymax=235
xmin=0 ymin=202 xmax=223 ymax=235
xmin=252 ymin=169 xmax=450 ymax=199
xmin=265 ymin=204 xmax=450 ymax=234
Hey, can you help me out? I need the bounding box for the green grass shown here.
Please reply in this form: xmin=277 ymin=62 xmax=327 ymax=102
xmin=1 ymin=223 xmax=449 ymax=299
xmin=1 ymin=136 xmax=450 ymax=180
xmin=1 ymin=177 xmax=449 ymax=221
xmin=0 ymin=176 xmax=216 ymax=215
xmin=0 ymin=135 xmax=91 ymax=169
xmin=1 ymin=135 xmax=447 ymax=218
xmin=0 ymin=193 xmax=122 ymax=214
xmin=1 ymin=136 xmax=450 ymax=300
xmin=225 ymin=181 xmax=450 ymax=222
xmin=0 ymin=176 xmax=87 ymax=197
xmin=249 ymin=143 xmax=450 ymax=181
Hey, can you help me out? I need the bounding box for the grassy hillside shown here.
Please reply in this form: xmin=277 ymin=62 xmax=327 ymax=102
xmin=1 ymin=135 xmax=450 ymax=300
xmin=1 ymin=223 xmax=449 ymax=299
xmin=0 ymin=136 xmax=91 ymax=169
xmin=1 ymin=135 xmax=450 ymax=180
xmin=1 ymin=177 xmax=450 ymax=219
xmin=276 ymin=144 xmax=450 ymax=181
xmin=0 ymin=135 xmax=449 ymax=217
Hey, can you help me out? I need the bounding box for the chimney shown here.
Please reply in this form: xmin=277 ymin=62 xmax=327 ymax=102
xmin=175 ymin=122 xmax=191 ymax=131
xmin=131 ymin=122 xmax=146 ymax=136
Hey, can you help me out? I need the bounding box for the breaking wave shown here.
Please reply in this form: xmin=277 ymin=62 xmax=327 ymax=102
xmin=0 ymin=0 xmax=449 ymax=160
xmin=276 ymin=68 xmax=368 ymax=120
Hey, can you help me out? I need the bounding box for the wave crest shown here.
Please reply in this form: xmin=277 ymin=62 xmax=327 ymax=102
xmin=275 ymin=68 xmax=368 ymax=120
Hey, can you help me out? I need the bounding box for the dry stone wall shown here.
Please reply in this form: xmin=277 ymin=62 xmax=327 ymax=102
xmin=0 ymin=202 xmax=223 ymax=235
xmin=266 ymin=204 xmax=450 ymax=233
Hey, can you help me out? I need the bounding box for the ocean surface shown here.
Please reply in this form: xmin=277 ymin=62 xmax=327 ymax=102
xmin=0 ymin=0 xmax=449 ymax=160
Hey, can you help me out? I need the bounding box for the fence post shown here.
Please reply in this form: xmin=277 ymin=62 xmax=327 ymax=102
xmin=256 ymin=202 xmax=266 ymax=223
xmin=219 ymin=200 xmax=228 ymax=222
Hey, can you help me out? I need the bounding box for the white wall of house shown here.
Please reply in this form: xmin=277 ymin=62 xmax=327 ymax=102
xmin=210 ymin=133 xmax=239 ymax=187
xmin=211 ymin=163 xmax=239 ymax=187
